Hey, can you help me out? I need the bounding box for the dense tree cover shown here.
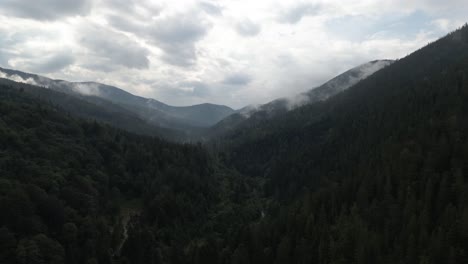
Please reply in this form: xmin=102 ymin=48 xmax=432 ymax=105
xmin=2 ymin=24 xmax=468 ymax=264
xmin=0 ymin=84 xmax=236 ymax=264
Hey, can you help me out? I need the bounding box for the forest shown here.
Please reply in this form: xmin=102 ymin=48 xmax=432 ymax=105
xmin=1 ymin=24 xmax=468 ymax=264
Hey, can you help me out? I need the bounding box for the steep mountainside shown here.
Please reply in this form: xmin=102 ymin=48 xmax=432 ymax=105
xmin=301 ymin=59 xmax=394 ymax=104
xmin=216 ymin=25 xmax=468 ymax=263
xmin=211 ymin=60 xmax=393 ymax=137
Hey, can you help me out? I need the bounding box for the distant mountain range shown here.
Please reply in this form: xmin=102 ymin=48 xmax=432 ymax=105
xmin=0 ymin=60 xmax=392 ymax=141
xmin=0 ymin=67 xmax=235 ymax=138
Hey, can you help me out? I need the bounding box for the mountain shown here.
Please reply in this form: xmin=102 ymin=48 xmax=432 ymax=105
xmin=251 ymin=59 xmax=394 ymax=114
xmin=301 ymin=59 xmax=394 ymax=104
xmin=0 ymin=77 xmax=185 ymax=140
xmin=65 ymin=81 xmax=235 ymax=128
xmin=210 ymin=60 xmax=393 ymax=137
xmin=0 ymin=67 xmax=235 ymax=135
xmin=217 ymin=25 xmax=468 ymax=263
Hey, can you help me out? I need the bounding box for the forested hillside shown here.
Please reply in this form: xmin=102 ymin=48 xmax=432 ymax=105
xmin=215 ymin=25 xmax=468 ymax=263
xmin=0 ymin=84 xmax=227 ymax=264
xmin=0 ymin=68 xmax=235 ymax=136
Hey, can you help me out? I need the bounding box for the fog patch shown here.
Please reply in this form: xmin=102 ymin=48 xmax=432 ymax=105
xmin=286 ymin=94 xmax=310 ymax=110
xmin=72 ymin=83 xmax=102 ymax=96
xmin=0 ymin=71 xmax=43 ymax=87
xmin=358 ymin=60 xmax=393 ymax=79
xmin=284 ymin=60 xmax=394 ymax=110
xmin=238 ymin=104 xmax=261 ymax=118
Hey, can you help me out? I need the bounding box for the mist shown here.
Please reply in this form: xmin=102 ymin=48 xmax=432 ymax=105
xmin=0 ymin=70 xmax=43 ymax=87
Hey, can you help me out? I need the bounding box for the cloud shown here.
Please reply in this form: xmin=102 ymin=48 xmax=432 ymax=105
xmin=78 ymin=23 xmax=150 ymax=70
xmin=0 ymin=70 xmax=41 ymax=87
xmin=26 ymin=53 xmax=75 ymax=73
xmin=278 ymin=3 xmax=322 ymax=24
xmin=104 ymin=6 xmax=209 ymax=67
xmin=235 ymin=19 xmax=261 ymax=37
xmin=102 ymin=0 xmax=162 ymax=20
xmin=199 ymin=2 xmax=223 ymax=16
xmin=0 ymin=25 xmax=78 ymax=73
xmin=180 ymin=81 xmax=212 ymax=97
xmin=223 ymin=73 xmax=252 ymax=86
xmin=72 ymin=82 xmax=102 ymax=96
xmin=0 ymin=0 xmax=92 ymax=21
xmin=106 ymin=15 xmax=145 ymax=34
xmin=149 ymin=11 xmax=211 ymax=67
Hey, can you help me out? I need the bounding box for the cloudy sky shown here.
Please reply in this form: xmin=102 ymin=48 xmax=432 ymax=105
xmin=0 ymin=0 xmax=466 ymax=108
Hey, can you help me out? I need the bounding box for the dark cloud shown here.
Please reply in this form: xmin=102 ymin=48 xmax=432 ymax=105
xmin=149 ymin=13 xmax=210 ymax=67
xmin=199 ymin=2 xmax=223 ymax=16
xmin=0 ymin=0 xmax=92 ymax=21
xmin=105 ymin=8 xmax=211 ymax=67
xmin=79 ymin=24 xmax=150 ymax=69
xmin=278 ymin=3 xmax=321 ymax=24
xmin=235 ymin=19 xmax=261 ymax=37
xmin=223 ymin=73 xmax=252 ymax=86
xmin=102 ymin=0 xmax=137 ymax=14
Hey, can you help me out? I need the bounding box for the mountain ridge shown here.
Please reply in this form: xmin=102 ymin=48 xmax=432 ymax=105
xmin=0 ymin=67 xmax=235 ymax=130
xmin=210 ymin=59 xmax=394 ymax=137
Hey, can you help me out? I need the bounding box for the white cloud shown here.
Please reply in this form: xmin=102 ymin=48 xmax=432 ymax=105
xmin=235 ymin=19 xmax=261 ymax=37
xmin=77 ymin=22 xmax=151 ymax=69
xmin=0 ymin=0 xmax=465 ymax=108
xmin=0 ymin=71 xmax=41 ymax=86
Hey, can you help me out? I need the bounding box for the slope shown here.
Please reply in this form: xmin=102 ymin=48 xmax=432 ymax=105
xmin=210 ymin=60 xmax=393 ymax=138
xmin=0 ymin=78 xmax=183 ymax=140
xmin=215 ymin=25 xmax=468 ymax=263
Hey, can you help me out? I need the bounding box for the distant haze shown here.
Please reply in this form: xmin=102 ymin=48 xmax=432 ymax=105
xmin=0 ymin=0 xmax=466 ymax=108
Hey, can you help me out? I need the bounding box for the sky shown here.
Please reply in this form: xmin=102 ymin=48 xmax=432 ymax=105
xmin=0 ymin=0 xmax=466 ymax=108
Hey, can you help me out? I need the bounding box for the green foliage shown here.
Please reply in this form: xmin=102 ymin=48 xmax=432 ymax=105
xmin=0 ymin=85 xmax=218 ymax=263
